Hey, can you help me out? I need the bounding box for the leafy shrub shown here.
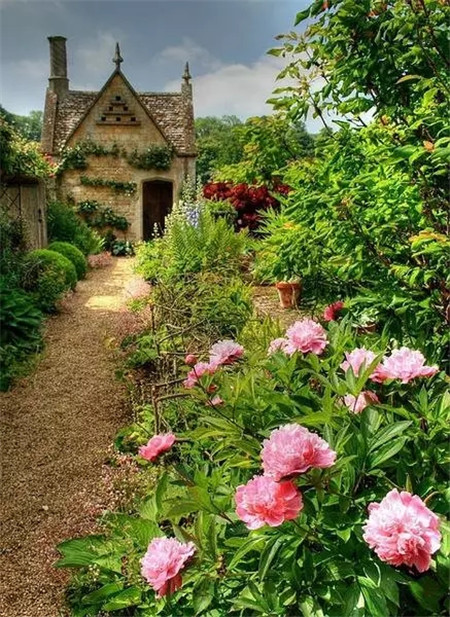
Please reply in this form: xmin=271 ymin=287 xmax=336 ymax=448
xmin=111 ymin=240 xmax=134 ymax=256
xmin=203 ymin=181 xmax=290 ymax=231
xmin=0 ymin=282 xmax=43 ymax=390
xmin=0 ymin=119 xmax=54 ymax=178
xmin=23 ymin=249 xmax=77 ymax=312
xmin=136 ymin=207 xmax=249 ymax=283
xmin=48 ymin=241 xmax=87 ymax=279
xmin=47 ymin=201 xmax=103 ymax=255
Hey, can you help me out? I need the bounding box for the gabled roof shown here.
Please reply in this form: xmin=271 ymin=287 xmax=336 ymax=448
xmin=45 ymin=69 xmax=195 ymax=156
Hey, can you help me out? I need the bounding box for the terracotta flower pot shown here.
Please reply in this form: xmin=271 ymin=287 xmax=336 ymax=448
xmin=275 ymin=281 xmax=301 ymax=309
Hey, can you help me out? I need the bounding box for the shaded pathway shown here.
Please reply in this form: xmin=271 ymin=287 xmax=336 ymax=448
xmin=0 ymin=258 xmax=136 ymax=617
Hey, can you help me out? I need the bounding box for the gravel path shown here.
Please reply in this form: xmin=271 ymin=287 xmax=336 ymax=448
xmin=0 ymin=257 xmax=136 ymax=617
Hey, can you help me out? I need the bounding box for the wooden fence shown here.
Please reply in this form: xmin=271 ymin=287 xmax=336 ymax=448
xmin=0 ymin=175 xmax=47 ymax=249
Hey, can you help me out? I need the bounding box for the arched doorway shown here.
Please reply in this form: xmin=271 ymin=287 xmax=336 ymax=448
xmin=142 ymin=180 xmax=173 ymax=240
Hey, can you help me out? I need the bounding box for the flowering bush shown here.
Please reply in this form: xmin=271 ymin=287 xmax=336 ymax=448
xmin=57 ymin=317 xmax=449 ymax=616
xmin=203 ymin=181 xmax=290 ymax=231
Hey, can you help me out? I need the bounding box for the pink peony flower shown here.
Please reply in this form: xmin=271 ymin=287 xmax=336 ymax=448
xmin=343 ymin=391 xmax=380 ymax=414
xmin=267 ymin=337 xmax=290 ymax=355
xmin=261 ymin=424 xmax=336 ymax=481
xmin=184 ymin=354 xmax=197 ymax=366
xmin=340 ymin=348 xmax=383 ymax=381
xmin=141 ymin=537 xmax=196 ymax=597
xmin=377 ymin=347 xmax=439 ymax=383
xmin=209 ymin=340 xmax=244 ymax=365
xmin=235 ymin=475 xmax=303 ymax=530
xmin=183 ymin=361 xmax=218 ymax=389
xmin=285 ymin=319 xmax=328 ymax=355
xmin=363 ymin=489 xmax=441 ymax=573
xmin=206 ymin=395 xmax=224 ymax=407
xmin=138 ymin=433 xmax=176 ymax=462
xmin=323 ymin=301 xmax=345 ymax=322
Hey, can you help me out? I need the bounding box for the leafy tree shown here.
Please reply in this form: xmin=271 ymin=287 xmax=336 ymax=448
xmin=214 ymin=115 xmax=314 ymax=185
xmin=195 ymin=115 xmax=244 ymax=183
xmin=0 ymin=106 xmax=43 ymax=142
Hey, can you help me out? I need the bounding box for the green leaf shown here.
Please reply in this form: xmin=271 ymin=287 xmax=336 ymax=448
xmin=368 ymin=422 xmax=411 ymax=453
xmin=258 ymin=537 xmax=283 ymax=581
xmin=55 ymin=536 xmax=105 ymax=568
xmin=81 ymin=582 xmax=124 ymax=606
xmin=193 ymin=578 xmax=215 ymax=614
xmin=228 ymin=535 xmax=265 ymax=570
xmin=368 ymin=437 xmax=408 ymax=468
xmin=166 ymin=500 xmax=202 ymax=518
xmin=103 ymin=586 xmax=142 ymax=611
xmin=361 ymin=586 xmax=388 ymax=616
xmin=396 ymin=74 xmax=422 ymax=84
xmin=409 ymin=575 xmax=445 ymax=613
xmin=294 ymin=8 xmax=311 ymax=25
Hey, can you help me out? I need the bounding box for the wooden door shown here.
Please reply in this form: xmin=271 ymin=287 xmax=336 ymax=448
xmin=142 ymin=180 xmax=173 ymax=240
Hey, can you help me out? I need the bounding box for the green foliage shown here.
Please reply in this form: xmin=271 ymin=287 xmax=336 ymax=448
xmin=195 ymin=115 xmax=244 ymax=183
xmin=0 ymin=106 xmax=43 ymax=142
xmin=48 ymin=241 xmax=88 ymax=279
xmin=127 ymin=144 xmax=174 ymax=170
xmin=136 ymin=209 xmax=249 ymax=284
xmin=77 ymin=201 xmax=130 ymax=232
xmin=58 ymin=140 xmax=122 ymax=171
xmin=111 ymin=240 xmax=134 ymax=257
xmin=80 ymin=175 xmax=137 ymax=195
xmin=59 ymin=139 xmax=173 ymax=172
xmin=0 ymin=282 xmax=43 ymax=390
xmin=47 ymin=201 xmax=103 ymax=256
xmin=0 ymin=119 xmax=53 ymax=178
xmin=214 ymin=115 xmax=314 ymax=185
xmin=255 ymin=0 xmax=450 ymax=368
xmin=23 ymin=249 xmax=77 ymax=312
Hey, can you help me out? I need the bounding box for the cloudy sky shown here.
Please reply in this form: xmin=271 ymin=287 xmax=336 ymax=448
xmin=1 ymin=0 xmax=316 ymax=126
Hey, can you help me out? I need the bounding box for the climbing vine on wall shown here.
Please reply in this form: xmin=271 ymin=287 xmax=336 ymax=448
xmin=58 ymin=140 xmax=121 ymax=172
xmin=59 ymin=139 xmax=173 ymax=172
xmin=126 ymin=145 xmax=174 ymax=170
xmin=79 ymin=176 xmax=137 ymax=196
xmin=77 ymin=200 xmax=130 ymax=231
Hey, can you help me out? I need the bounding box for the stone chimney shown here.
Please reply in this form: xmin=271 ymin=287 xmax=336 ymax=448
xmin=181 ymin=62 xmax=192 ymax=98
xmin=48 ymin=36 xmax=69 ymax=97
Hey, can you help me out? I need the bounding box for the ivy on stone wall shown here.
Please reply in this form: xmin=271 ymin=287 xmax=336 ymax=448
xmin=77 ymin=200 xmax=129 ymax=231
xmin=79 ymin=176 xmax=137 ymax=196
xmin=59 ymin=140 xmax=122 ymax=172
xmin=126 ymin=145 xmax=174 ymax=170
xmin=59 ymin=140 xmax=173 ymax=172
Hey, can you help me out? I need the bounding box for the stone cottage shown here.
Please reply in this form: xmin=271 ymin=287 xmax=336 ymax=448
xmin=41 ymin=36 xmax=196 ymax=240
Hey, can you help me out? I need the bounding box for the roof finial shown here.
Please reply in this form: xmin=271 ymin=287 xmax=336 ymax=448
xmin=113 ymin=42 xmax=123 ymax=71
xmin=183 ymin=61 xmax=191 ymax=82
